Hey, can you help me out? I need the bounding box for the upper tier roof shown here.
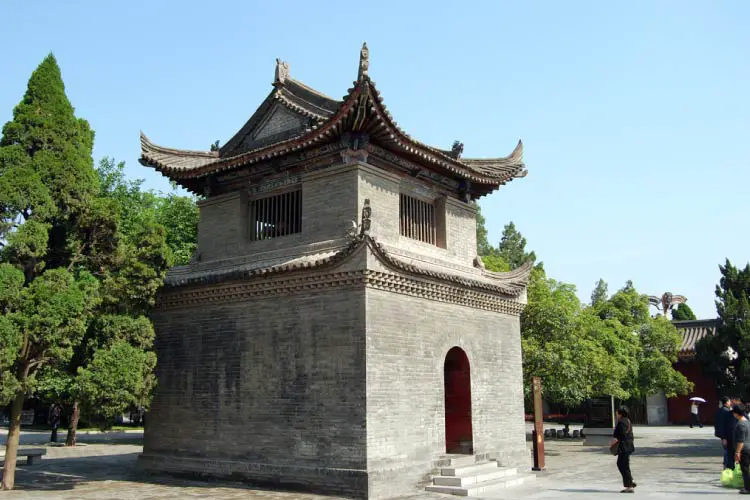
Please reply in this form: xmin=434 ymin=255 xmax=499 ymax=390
xmin=140 ymin=44 xmax=527 ymax=196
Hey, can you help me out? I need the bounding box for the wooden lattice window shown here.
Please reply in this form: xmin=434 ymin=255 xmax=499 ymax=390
xmin=400 ymin=193 xmax=437 ymax=245
xmin=250 ymin=190 xmax=302 ymax=241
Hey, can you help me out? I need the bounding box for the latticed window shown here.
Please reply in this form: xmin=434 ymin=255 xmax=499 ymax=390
xmin=400 ymin=193 xmax=437 ymax=245
xmin=250 ymin=190 xmax=302 ymax=241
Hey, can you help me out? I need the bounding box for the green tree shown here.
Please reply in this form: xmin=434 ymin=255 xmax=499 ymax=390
xmin=156 ymin=193 xmax=199 ymax=266
xmin=96 ymin=157 xmax=198 ymax=266
xmin=594 ymin=281 xmax=691 ymax=399
xmin=591 ymin=278 xmax=609 ymax=306
xmin=671 ymin=303 xmax=697 ymax=321
xmin=475 ymin=204 xmax=498 ymax=257
xmin=696 ymin=260 xmax=750 ymax=398
xmin=0 ymin=54 xmax=106 ymax=490
xmin=43 ymin=158 xmax=172 ymax=446
xmin=0 ymin=267 xmax=98 ymax=489
xmin=481 ymin=254 xmax=511 ymax=272
xmin=521 ymin=268 xmax=636 ymax=408
xmin=498 ymin=221 xmax=536 ymax=270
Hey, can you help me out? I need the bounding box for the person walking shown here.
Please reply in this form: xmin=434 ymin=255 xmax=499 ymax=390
xmin=613 ymin=405 xmax=637 ymax=493
xmin=48 ymin=404 xmax=62 ymax=443
xmin=716 ymin=396 xmax=733 ymax=469
xmin=733 ymin=403 xmax=750 ymax=494
xmin=690 ymin=401 xmax=703 ymax=428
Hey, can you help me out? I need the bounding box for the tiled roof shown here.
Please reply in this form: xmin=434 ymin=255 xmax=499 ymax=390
xmin=140 ymin=133 xmax=219 ymax=172
xmin=140 ymin=44 xmax=526 ymax=195
xmin=673 ymin=319 xmax=720 ymax=358
xmin=164 ymin=233 xmax=532 ymax=297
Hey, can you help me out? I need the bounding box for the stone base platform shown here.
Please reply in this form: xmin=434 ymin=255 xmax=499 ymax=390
xmin=137 ymin=453 xmax=368 ymax=499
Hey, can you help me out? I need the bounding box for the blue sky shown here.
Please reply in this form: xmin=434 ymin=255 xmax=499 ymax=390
xmin=1 ymin=1 xmax=748 ymax=318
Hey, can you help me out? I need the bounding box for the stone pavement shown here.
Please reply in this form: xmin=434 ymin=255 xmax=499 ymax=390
xmin=0 ymin=425 xmax=740 ymax=499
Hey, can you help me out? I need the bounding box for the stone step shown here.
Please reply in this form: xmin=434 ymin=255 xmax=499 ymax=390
xmin=426 ymin=472 xmax=536 ymax=496
xmin=434 ymin=467 xmax=518 ymax=486
xmin=440 ymin=461 xmax=498 ymax=477
xmin=437 ymin=454 xmax=479 ymax=468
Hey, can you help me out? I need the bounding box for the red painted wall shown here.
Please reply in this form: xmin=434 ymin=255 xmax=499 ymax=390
xmin=667 ymin=359 xmax=718 ymax=425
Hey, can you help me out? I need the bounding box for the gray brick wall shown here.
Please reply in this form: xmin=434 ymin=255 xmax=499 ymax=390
xmin=357 ymin=165 xmax=400 ymax=246
xmin=195 ymin=161 xmax=480 ymax=269
xmin=364 ymin=288 xmax=528 ymax=499
xmin=142 ymin=286 xmax=369 ymax=496
xmin=195 ymin=165 xmax=359 ymax=262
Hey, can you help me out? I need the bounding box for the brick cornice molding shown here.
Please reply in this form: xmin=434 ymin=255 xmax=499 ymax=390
xmin=156 ymin=269 xmax=525 ymax=316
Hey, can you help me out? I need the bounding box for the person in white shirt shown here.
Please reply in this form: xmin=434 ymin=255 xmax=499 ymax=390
xmin=690 ymin=402 xmax=703 ymax=428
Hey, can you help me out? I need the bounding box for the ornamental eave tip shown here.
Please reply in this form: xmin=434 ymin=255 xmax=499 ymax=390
xmin=358 ymin=42 xmax=370 ymax=81
xmin=274 ymin=58 xmax=290 ymax=85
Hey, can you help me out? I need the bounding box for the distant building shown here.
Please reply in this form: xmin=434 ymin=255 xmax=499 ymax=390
xmin=667 ymin=319 xmax=720 ymax=425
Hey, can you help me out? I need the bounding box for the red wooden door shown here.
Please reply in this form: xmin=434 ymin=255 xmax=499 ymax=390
xmin=444 ymin=347 xmax=473 ymax=454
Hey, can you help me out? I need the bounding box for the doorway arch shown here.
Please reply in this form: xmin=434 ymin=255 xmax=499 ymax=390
xmin=444 ymin=346 xmax=473 ymax=454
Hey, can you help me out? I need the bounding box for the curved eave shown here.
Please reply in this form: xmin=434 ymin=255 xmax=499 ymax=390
xmin=140 ymin=77 xmax=527 ymax=189
xmin=460 ymin=140 xmax=528 ymax=180
xmin=164 ymin=234 xmax=529 ymax=299
xmin=139 ymin=132 xmax=219 ymax=174
xmin=362 ymin=78 xmax=526 ymax=184
xmin=481 ymin=259 xmax=534 ymax=285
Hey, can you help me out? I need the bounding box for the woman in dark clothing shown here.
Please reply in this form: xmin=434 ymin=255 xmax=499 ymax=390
xmin=613 ymin=405 xmax=637 ymax=493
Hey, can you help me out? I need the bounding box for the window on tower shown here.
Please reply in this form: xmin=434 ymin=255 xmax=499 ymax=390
xmin=249 ymin=189 xmax=302 ymax=241
xmin=400 ymin=193 xmax=439 ymax=246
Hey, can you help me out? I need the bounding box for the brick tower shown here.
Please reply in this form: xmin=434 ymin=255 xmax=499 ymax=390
xmin=137 ymin=44 xmax=532 ymax=499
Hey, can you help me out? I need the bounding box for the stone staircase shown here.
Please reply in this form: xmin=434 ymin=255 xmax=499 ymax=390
xmin=425 ymin=455 xmax=535 ymax=497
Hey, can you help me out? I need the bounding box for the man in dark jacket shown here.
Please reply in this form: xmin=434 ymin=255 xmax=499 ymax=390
xmin=716 ymin=396 xmax=733 ymax=469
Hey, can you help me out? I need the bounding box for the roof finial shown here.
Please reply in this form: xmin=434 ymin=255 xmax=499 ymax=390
xmin=451 ymin=141 xmax=464 ymax=159
xmin=357 ymin=42 xmax=369 ymax=81
xmin=274 ymin=58 xmax=290 ymax=85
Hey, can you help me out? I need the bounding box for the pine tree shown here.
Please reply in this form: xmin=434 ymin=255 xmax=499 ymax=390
xmin=671 ymin=303 xmax=697 ymax=321
xmin=0 ymin=54 xmax=102 ymax=490
xmin=475 ymin=204 xmax=497 ymax=257
xmin=696 ymin=260 xmax=750 ymax=398
xmin=498 ymin=221 xmax=536 ymax=269
xmin=591 ymin=279 xmax=609 ymax=306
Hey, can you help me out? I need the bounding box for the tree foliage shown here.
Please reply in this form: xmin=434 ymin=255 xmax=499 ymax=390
xmin=475 ymin=204 xmax=497 ymax=257
xmin=591 ymin=278 xmax=609 ymax=306
xmin=498 ymin=221 xmax=536 ymax=270
xmin=671 ymin=303 xmax=697 ymax=321
xmin=696 ymin=260 xmax=750 ymax=399
xmin=475 ymin=215 xmax=690 ymax=408
xmin=0 ymin=55 xmax=191 ymax=487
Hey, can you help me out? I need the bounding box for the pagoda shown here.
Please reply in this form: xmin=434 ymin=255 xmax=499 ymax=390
xmin=137 ymin=44 xmax=533 ymax=499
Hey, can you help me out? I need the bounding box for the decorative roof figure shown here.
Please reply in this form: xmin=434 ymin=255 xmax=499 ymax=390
xmin=274 ymin=59 xmax=290 ymax=85
xmin=648 ymin=292 xmax=687 ymax=318
xmin=451 ymin=141 xmax=464 ymax=159
xmin=357 ymin=42 xmax=369 ymax=81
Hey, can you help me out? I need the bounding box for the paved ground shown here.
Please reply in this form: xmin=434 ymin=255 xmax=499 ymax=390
xmin=0 ymin=425 xmax=739 ymax=499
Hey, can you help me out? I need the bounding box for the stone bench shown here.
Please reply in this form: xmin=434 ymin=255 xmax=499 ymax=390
xmin=0 ymin=447 xmax=47 ymax=465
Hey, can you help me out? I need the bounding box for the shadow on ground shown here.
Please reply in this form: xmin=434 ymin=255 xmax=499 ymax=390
xmin=580 ymin=437 xmax=723 ymax=459
xmin=9 ymin=451 xmax=350 ymax=498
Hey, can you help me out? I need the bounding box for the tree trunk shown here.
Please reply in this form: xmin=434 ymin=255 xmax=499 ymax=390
xmin=1 ymin=390 xmax=26 ymax=490
xmin=65 ymin=401 xmax=80 ymax=447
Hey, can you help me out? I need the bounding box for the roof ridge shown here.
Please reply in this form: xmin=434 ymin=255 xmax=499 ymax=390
xmin=284 ymin=77 xmax=340 ymax=103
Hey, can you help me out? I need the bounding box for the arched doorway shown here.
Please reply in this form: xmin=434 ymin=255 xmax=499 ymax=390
xmin=444 ymin=347 xmax=473 ymax=454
